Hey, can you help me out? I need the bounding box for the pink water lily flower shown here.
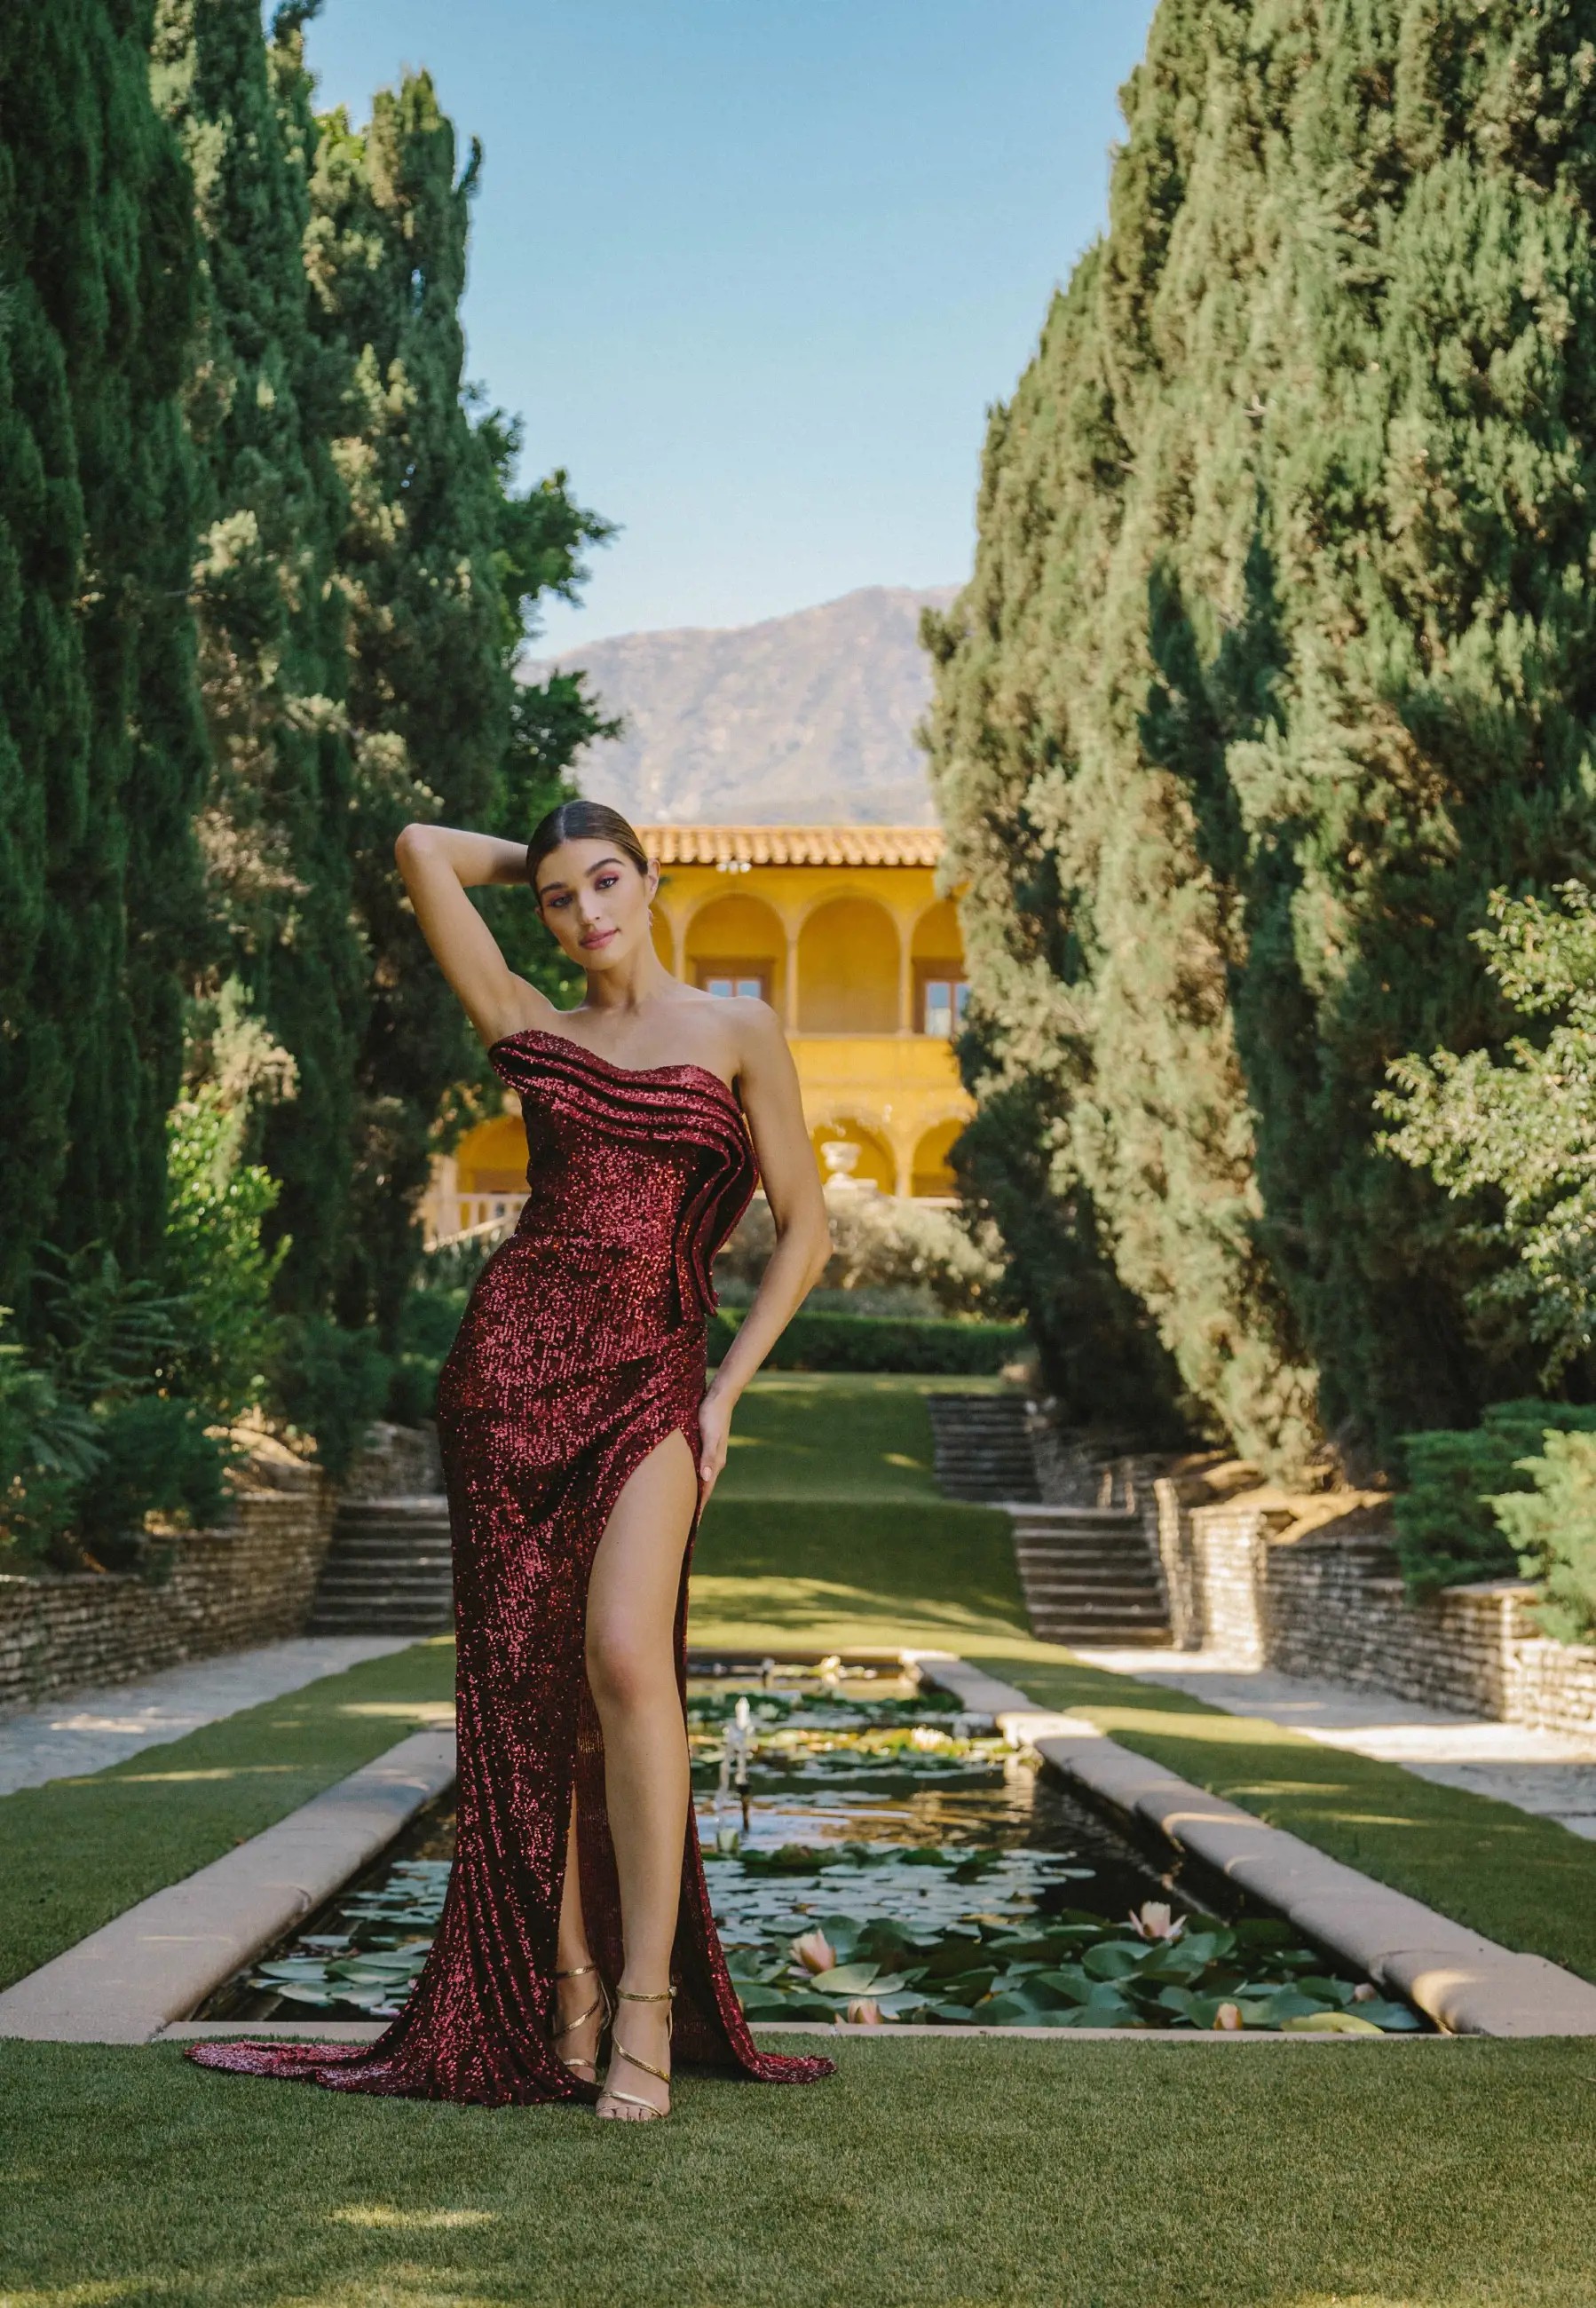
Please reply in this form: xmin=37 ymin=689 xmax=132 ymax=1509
xmin=1213 ymin=2003 xmax=1244 ymax=2031
xmin=1127 ymin=1901 xmax=1186 ymax=1942
xmin=844 ymin=1998 xmax=883 ymax=2026
xmin=791 ymin=1930 xmax=837 ymax=1975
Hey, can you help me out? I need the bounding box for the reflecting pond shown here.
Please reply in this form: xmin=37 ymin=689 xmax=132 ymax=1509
xmin=199 ymin=1664 xmax=1422 ymax=2034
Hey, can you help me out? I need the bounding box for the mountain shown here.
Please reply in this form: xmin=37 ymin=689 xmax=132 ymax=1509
xmin=522 ymin=584 xmax=959 ymax=825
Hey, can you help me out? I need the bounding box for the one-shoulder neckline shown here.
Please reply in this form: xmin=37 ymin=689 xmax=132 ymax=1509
xmin=489 ymin=1024 xmax=741 ymax=1106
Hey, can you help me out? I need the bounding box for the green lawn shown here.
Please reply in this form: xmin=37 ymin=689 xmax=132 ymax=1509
xmin=8 ymin=1375 xmax=1596 ymax=2305
xmin=3 ymin=2035 xmax=1594 ymax=2307
xmin=713 ymin=1368 xmax=1005 ymax=1500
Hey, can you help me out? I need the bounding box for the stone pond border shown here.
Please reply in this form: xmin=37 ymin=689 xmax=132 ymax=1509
xmin=906 ymin=1650 xmax=1596 ymax=2037
xmin=0 ymin=1730 xmax=455 ymax=2043
xmin=4 ymin=1645 xmax=1594 ymax=2045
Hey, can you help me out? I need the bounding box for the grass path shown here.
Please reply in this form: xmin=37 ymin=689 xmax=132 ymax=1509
xmin=8 ymin=1378 xmax=1596 ymax=2304
xmin=4 ymin=2035 xmax=1596 ymax=2307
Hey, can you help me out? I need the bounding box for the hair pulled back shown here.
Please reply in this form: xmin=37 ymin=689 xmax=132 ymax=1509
xmin=525 ymin=799 xmax=651 ymax=905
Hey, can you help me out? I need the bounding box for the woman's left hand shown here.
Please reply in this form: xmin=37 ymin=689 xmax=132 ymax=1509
xmin=697 ymin=1387 xmax=734 ymax=1498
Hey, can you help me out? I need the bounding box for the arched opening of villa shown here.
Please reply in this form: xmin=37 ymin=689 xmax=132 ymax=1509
xmin=911 ymin=1116 xmax=966 ymax=1200
xmin=447 ymin=1111 xmax=530 ymax=1235
xmin=910 ymin=900 xmax=969 ymax=1039
xmin=681 ymin=893 xmax=787 ymax=1009
xmin=797 ymin=897 xmax=900 ymax=1033
xmin=811 ymin=1114 xmax=896 ymax=1193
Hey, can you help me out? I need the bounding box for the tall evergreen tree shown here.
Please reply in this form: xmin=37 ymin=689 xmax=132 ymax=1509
xmin=926 ymin=0 xmax=1596 ymax=1474
xmin=0 ymin=0 xmax=208 ymax=1316
xmin=151 ymin=0 xmax=365 ymax=1316
xmin=282 ymin=41 xmax=612 ymax=1332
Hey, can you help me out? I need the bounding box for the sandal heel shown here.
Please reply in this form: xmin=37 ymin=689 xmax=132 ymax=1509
xmin=597 ymin=1986 xmax=676 ymax=2121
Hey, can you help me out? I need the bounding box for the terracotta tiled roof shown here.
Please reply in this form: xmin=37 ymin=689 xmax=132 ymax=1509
xmin=642 ymin=825 xmax=944 ymax=868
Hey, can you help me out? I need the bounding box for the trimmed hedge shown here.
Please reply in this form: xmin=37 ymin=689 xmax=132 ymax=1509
xmin=708 ymin=1308 xmax=1027 ymax=1375
xmin=1394 ymin=1400 xmax=1596 ymax=1599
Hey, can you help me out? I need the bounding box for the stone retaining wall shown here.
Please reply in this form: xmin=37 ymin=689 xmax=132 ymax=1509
xmin=1146 ymin=1480 xmax=1596 ymax=1738
xmin=1027 ymin=1419 xmax=1596 ymax=1734
xmin=0 ymin=1480 xmax=336 ymax=1714
xmin=340 ymin=1421 xmax=444 ymax=1500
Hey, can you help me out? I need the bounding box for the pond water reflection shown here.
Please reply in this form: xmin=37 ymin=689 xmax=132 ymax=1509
xmin=198 ymin=1665 xmax=1422 ymax=2035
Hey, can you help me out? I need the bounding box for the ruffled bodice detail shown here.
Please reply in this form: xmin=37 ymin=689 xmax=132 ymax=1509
xmin=445 ymin=1030 xmax=756 ymax=1395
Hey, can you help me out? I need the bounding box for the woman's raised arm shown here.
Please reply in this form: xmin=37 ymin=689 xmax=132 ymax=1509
xmin=394 ymin=823 xmax=551 ymax=1047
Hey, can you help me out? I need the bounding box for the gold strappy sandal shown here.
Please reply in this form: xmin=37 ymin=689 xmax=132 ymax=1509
xmin=553 ymin=1962 xmax=612 ymax=2081
xmin=597 ymin=1985 xmax=676 ymax=2120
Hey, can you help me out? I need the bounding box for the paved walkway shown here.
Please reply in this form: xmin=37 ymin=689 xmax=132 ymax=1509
xmin=1071 ymin=1647 xmax=1596 ymax=1840
xmin=0 ymin=1638 xmax=411 ymax=1797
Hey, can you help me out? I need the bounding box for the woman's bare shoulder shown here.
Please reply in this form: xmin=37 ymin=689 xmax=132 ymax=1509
xmin=722 ymin=995 xmax=789 ymax=1075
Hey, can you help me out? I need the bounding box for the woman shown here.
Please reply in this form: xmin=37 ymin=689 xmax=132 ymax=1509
xmin=188 ymin=799 xmax=836 ymax=2118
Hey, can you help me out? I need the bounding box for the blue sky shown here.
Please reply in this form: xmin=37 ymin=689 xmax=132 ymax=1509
xmin=296 ymin=1 xmax=1157 ymax=646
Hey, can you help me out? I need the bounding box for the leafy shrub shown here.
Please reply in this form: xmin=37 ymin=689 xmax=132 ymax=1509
xmin=1489 ymin=1431 xmax=1596 ymax=1645
xmin=717 ymin=1188 xmax=1007 ymax=1318
xmin=715 ymin=1278 xmax=944 ymax=1318
xmin=4 ymin=1258 xmax=223 ymax=1573
xmin=709 ymin=1308 xmax=1027 ymax=1376
xmin=163 ymin=1084 xmax=288 ymax=1417
xmin=1380 ymin=883 xmax=1596 ymax=1383
xmin=1394 ymin=1401 xmax=1596 ymax=1599
xmin=398 ymin=1282 xmax=470 ymax=1363
xmin=76 ymin=1396 xmax=233 ymax=1569
xmin=270 ymin=1316 xmax=392 ymax=1482
xmin=0 ymin=1314 xmax=100 ymax=1569
xmin=29 ymin=1244 xmax=186 ymax=1403
xmin=377 ymin=1253 xmax=481 ymax=1431
xmin=385 ymin=1353 xmax=442 ymax=1428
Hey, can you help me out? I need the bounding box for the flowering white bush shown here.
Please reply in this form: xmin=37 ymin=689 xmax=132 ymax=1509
xmin=717 ymin=1184 xmax=1007 ymax=1317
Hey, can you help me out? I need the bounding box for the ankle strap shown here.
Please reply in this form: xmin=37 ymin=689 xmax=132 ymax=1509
xmin=615 ymin=1986 xmax=676 ymax=2004
xmin=556 ymin=1963 xmax=599 ymax=1980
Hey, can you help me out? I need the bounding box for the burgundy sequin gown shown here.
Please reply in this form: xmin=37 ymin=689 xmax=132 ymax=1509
xmin=186 ymin=1027 xmax=834 ymax=2104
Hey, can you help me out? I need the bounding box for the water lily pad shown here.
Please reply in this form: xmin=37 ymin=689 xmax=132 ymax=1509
xmin=1347 ymin=1998 xmax=1424 ymax=2032
xmin=1082 ymin=1941 xmax=1146 ymax=1981
xmin=808 ymin=1962 xmax=880 ymax=1994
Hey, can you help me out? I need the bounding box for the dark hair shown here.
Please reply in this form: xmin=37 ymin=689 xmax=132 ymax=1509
xmin=525 ymin=799 xmax=651 ymax=905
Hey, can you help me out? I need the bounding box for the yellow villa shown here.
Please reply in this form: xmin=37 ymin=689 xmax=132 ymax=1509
xmin=427 ymin=825 xmax=971 ymax=1242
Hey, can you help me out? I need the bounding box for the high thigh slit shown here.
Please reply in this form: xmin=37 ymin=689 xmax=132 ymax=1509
xmin=185 ymin=1028 xmax=835 ymax=2103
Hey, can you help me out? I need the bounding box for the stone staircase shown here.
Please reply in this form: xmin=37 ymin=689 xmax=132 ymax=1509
xmin=925 ymin=1391 xmax=1040 ymax=1502
xmin=1007 ymin=1502 xmax=1170 ymax=1646
xmin=307 ymin=1496 xmax=454 ymax=1635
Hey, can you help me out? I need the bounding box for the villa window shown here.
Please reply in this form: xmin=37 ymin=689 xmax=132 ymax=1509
xmin=696 ymin=961 xmax=770 ymax=1001
xmin=918 ymin=970 xmax=969 ymax=1037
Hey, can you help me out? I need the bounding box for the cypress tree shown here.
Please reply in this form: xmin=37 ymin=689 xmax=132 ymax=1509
xmin=150 ymin=0 xmax=366 ymax=1316
xmin=285 ymin=49 xmax=612 ymax=1331
xmin=0 ymin=0 xmax=207 ymax=1315
xmin=927 ymin=0 xmax=1596 ymax=1473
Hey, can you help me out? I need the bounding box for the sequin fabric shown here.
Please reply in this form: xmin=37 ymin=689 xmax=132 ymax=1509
xmin=186 ymin=1027 xmax=835 ymax=2103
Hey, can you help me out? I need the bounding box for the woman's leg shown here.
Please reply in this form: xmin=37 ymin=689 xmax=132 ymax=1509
xmin=553 ymin=1790 xmax=605 ymax=2077
xmin=583 ymin=1427 xmax=699 ymax=2119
